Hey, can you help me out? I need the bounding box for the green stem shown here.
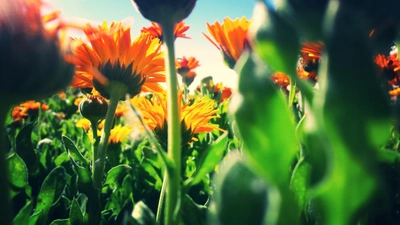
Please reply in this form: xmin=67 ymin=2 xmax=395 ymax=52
xmin=92 ymin=86 xmax=123 ymax=190
xmin=90 ymin=120 xmax=98 ymax=172
xmin=156 ymin=171 xmax=167 ymax=224
xmin=0 ymin=99 xmax=13 ymax=225
xmin=161 ymin=20 xmax=182 ymax=225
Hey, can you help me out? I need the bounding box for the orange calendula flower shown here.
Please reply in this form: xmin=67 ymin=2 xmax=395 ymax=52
xmin=131 ymin=90 xmax=221 ymax=145
xmin=0 ymin=0 xmax=75 ymax=103
xmin=141 ymin=21 xmax=190 ymax=42
xmin=12 ymin=100 xmax=49 ymax=123
xmin=297 ymin=41 xmax=324 ymax=82
xmin=115 ymin=104 xmax=128 ymax=117
xmin=203 ymin=17 xmax=251 ymax=69
xmin=271 ymin=72 xmax=290 ymax=89
xmin=71 ymin=21 xmax=166 ymax=100
xmin=177 ymin=56 xmax=200 ymax=86
xmin=375 ymin=53 xmax=400 ymax=84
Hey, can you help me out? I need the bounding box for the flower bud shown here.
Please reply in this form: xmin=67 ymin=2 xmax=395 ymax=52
xmin=131 ymin=0 xmax=197 ymax=24
xmin=0 ymin=0 xmax=75 ymax=103
xmin=79 ymin=95 xmax=109 ymax=123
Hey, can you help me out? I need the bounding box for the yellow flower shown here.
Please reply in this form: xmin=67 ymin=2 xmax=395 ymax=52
xmin=109 ymin=125 xmax=132 ymax=144
xmin=131 ymin=90 xmax=222 ymax=145
xmin=71 ymin=21 xmax=166 ymax=99
xmin=203 ymin=17 xmax=251 ymax=69
xmin=76 ymin=118 xmax=91 ymax=132
xmin=0 ymin=0 xmax=75 ymax=103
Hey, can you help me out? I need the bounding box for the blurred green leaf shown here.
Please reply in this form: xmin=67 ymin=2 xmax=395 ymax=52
xmin=233 ymin=52 xmax=298 ymax=187
xmin=208 ymin=151 xmax=268 ymax=225
xmin=290 ymin=157 xmax=311 ymax=213
xmin=70 ymin=198 xmax=85 ymax=225
xmin=13 ymin=202 xmax=32 ymax=225
xmin=104 ymin=165 xmax=132 ymax=186
xmin=181 ymin=194 xmax=207 ymax=225
xmin=35 ymin=167 xmax=67 ymax=225
xmin=7 ymin=153 xmax=28 ymax=189
xmin=49 ymin=219 xmax=71 ymax=225
xmin=251 ymin=0 xmax=299 ymax=75
xmin=185 ymin=132 xmax=228 ymax=187
xmin=131 ymin=201 xmax=157 ymax=225
xmin=16 ymin=120 xmax=37 ymax=172
xmin=62 ymin=135 xmax=89 ymax=168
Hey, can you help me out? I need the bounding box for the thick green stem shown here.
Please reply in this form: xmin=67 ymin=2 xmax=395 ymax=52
xmin=0 ymin=99 xmax=13 ymax=225
xmin=92 ymin=86 xmax=124 ymax=190
xmin=161 ymin=20 xmax=182 ymax=225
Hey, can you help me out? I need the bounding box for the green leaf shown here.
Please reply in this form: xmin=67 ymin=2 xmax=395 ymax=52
xmin=16 ymin=120 xmax=37 ymax=172
xmin=233 ymin=52 xmax=298 ymax=187
xmin=49 ymin=219 xmax=71 ymax=225
xmin=54 ymin=151 xmax=70 ymax=167
xmin=208 ymin=151 xmax=268 ymax=225
xmin=68 ymin=154 xmax=93 ymax=196
xmin=62 ymin=135 xmax=89 ymax=168
xmin=181 ymin=194 xmax=207 ymax=225
xmin=185 ymin=132 xmax=228 ymax=187
xmin=35 ymin=167 xmax=67 ymax=225
xmin=13 ymin=202 xmax=32 ymax=225
xmin=70 ymin=198 xmax=84 ymax=225
xmin=7 ymin=153 xmax=28 ymax=189
xmin=104 ymin=165 xmax=132 ymax=186
xmin=131 ymin=201 xmax=157 ymax=225
xmin=251 ymin=1 xmax=299 ymax=75
xmin=290 ymin=157 xmax=311 ymax=212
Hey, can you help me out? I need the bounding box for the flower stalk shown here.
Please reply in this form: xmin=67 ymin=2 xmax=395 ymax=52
xmin=160 ymin=19 xmax=182 ymax=225
xmin=92 ymin=83 xmax=126 ymax=189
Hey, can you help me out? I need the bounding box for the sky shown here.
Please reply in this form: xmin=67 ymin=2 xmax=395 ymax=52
xmin=47 ymin=0 xmax=254 ymax=90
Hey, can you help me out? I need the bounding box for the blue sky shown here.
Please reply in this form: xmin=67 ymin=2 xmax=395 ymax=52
xmin=48 ymin=0 xmax=254 ymax=88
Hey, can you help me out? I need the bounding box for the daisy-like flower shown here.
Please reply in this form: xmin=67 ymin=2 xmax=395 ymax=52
xmin=71 ymin=21 xmax=166 ymax=100
xmin=177 ymin=56 xmax=200 ymax=86
xmin=0 ymin=0 xmax=75 ymax=103
xmin=203 ymin=17 xmax=251 ymax=69
xmin=297 ymin=41 xmax=324 ymax=82
xmin=131 ymin=90 xmax=221 ymax=146
xmin=141 ymin=21 xmax=190 ymax=42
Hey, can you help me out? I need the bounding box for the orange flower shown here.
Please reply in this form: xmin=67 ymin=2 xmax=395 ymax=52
xmin=11 ymin=106 xmax=28 ymax=123
xmin=71 ymin=21 xmax=166 ymax=99
xmin=131 ymin=90 xmax=222 ymax=145
xmin=177 ymin=56 xmax=200 ymax=86
xmin=141 ymin=21 xmax=190 ymax=41
xmin=271 ymin=72 xmax=290 ymax=89
xmin=203 ymin=17 xmax=251 ymax=69
xmin=297 ymin=41 xmax=323 ymax=82
xmin=0 ymin=0 xmax=75 ymax=102
xmin=115 ymin=104 xmax=128 ymax=117
xmin=375 ymin=53 xmax=400 ymax=84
